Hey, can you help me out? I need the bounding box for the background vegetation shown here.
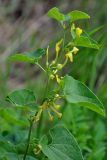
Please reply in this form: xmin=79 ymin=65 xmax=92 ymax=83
xmin=0 ymin=0 xmax=107 ymax=159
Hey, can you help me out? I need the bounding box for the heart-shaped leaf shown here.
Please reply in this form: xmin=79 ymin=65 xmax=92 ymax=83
xmin=6 ymin=89 xmax=36 ymax=107
xmin=0 ymin=153 xmax=37 ymax=160
xmin=40 ymin=124 xmax=83 ymax=160
xmin=63 ymin=76 xmax=105 ymax=116
xmin=67 ymin=10 xmax=90 ymax=22
xmin=47 ymin=7 xmax=90 ymax=23
xmin=47 ymin=7 xmax=65 ymax=21
xmin=9 ymin=48 xmax=45 ymax=64
xmin=75 ymin=36 xmax=99 ymax=49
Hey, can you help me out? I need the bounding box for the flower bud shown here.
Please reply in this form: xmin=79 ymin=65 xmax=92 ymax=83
xmin=65 ymin=52 xmax=73 ymax=62
xmin=72 ymin=47 xmax=79 ymax=54
xmin=56 ymin=74 xmax=61 ymax=84
xmin=76 ymin=27 xmax=82 ymax=37
xmin=51 ymin=60 xmax=56 ymax=65
xmin=56 ymin=39 xmax=63 ymax=54
xmin=57 ymin=64 xmax=63 ymax=70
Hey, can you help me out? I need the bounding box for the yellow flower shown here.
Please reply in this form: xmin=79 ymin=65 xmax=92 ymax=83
xmin=51 ymin=106 xmax=62 ymax=119
xmin=55 ymin=39 xmax=63 ymax=55
xmin=76 ymin=27 xmax=83 ymax=37
xmin=72 ymin=47 xmax=79 ymax=54
xmin=56 ymin=74 xmax=61 ymax=84
xmin=48 ymin=110 xmax=54 ymax=121
xmin=65 ymin=52 xmax=73 ymax=62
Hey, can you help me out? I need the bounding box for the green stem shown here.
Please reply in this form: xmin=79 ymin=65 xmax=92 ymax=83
xmin=36 ymin=112 xmax=43 ymax=138
xmin=36 ymin=62 xmax=46 ymax=73
xmin=23 ymin=120 xmax=33 ymax=160
xmin=58 ymin=28 xmax=66 ymax=62
xmin=37 ymin=77 xmax=50 ymax=138
xmin=44 ymin=78 xmax=50 ymax=99
xmin=62 ymin=28 xmax=66 ymax=53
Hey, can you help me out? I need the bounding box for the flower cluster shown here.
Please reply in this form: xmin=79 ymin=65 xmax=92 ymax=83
xmin=32 ymin=93 xmax=62 ymax=122
xmin=32 ymin=25 xmax=82 ymax=123
xmin=32 ymin=24 xmax=83 ymax=156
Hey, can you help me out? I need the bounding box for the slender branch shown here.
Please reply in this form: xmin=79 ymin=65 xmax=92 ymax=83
xmin=36 ymin=112 xmax=43 ymax=139
xmin=23 ymin=120 xmax=33 ymax=160
xmin=36 ymin=63 xmax=46 ymax=73
xmin=44 ymin=78 xmax=50 ymax=99
xmin=62 ymin=28 xmax=66 ymax=53
xmin=37 ymin=77 xmax=50 ymax=138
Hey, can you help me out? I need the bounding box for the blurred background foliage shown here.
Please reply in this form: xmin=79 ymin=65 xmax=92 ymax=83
xmin=0 ymin=0 xmax=107 ymax=159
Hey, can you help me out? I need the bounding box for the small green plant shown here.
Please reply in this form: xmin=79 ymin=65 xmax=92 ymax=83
xmin=6 ymin=7 xmax=105 ymax=160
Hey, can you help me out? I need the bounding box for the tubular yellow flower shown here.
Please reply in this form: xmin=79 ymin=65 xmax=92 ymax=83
xmin=65 ymin=52 xmax=73 ymax=62
xmin=56 ymin=39 xmax=63 ymax=54
xmin=55 ymin=39 xmax=63 ymax=62
xmin=48 ymin=110 xmax=54 ymax=121
xmin=51 ymin=106 xmax=62 ymax=119
xmin=72 ymin=47 xmax=79 ymax=54
xmin=76 ymin=27 xmax=83 ymax=37
xmin=56 ymin=74 xmax=61 ymax=84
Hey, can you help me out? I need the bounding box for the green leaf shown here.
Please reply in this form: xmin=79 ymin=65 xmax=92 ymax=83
xmin=0 ymin=108 xmax=27 ymax=127
xmin=75 ymin=36 xmax=99 ymax=49
xmin=47 ymin=7 xmax=65 ymax=21
xmin=6 ymin=89 xmax=36 ymax=107
xmin=47 ymin=8 xmax=90 ymax=23
xmin=40 ymin=124 xmax=83 ymax=160
xmin=63 ymin=76 xmax=105 ymax=116
xmin=0 ymin=153 xmax=36 ymax=160
xmin=67 ymin=10 xmax=90 ymax=22
xmin=9 ymin=48 xmax=45 ymax=64
xmin=0 ymin=138 xmax=37 ymax=159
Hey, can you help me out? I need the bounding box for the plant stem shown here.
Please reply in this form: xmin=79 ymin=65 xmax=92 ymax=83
xmin=44 ymin=78 xmax=50 ymax=99
xmin=23 ymin=120 xmax=33 ymax=160
xmin=36 ymin=62 xmax=46 ymax=73
xmin=37 ymin=77 xmax=50 ymax=138
xmin=62 ymin=28 xmax=66 ymax=53
xmin=36 ymin=112 xmax=43 ymax=138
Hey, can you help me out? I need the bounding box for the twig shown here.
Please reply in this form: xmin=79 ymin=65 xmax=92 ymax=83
xmin=23 ymin=120 xmax=33 ymax=160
